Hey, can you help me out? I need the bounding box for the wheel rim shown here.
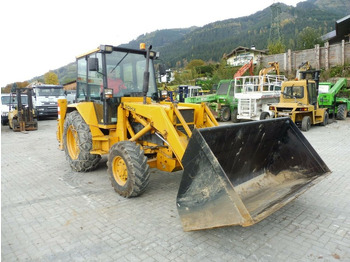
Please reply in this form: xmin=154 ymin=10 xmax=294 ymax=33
xmin=67 ymin=125 xmax=79 ymax=160
xmin=112 ymin=156 xmax=128 ymax=186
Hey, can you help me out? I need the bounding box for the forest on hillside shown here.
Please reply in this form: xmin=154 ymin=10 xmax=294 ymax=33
xmin=5 ymin=0 xmax=348 ymax=87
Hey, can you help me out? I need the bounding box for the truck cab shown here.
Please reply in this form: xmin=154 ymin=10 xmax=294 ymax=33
xmin=32 ymin=84 xmax=65 ymax=118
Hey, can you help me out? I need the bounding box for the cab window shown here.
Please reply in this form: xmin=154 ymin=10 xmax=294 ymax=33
xmin=283 ymin=86 xmax=304 ymax=98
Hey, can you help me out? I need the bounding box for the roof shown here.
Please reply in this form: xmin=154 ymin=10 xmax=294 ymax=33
xmin=321 ymin=14 xmax=350 ymax=43
xmin=225 ymin=46 xmax=267 ymax=58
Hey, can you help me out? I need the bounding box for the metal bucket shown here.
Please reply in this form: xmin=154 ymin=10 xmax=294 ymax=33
xmin=177 ymin=118 xmax=330 ymax=231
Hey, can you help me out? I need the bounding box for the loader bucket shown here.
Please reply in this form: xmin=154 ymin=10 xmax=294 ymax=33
xmin=177 ymin=118 xmax=330 ymax=231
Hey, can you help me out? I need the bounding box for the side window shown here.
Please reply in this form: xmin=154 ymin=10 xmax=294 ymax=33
xmin=308 ymin=82 xmax=317 ymax=105
xmin=77 ymin=58 xmax=87 ymax=101
xmin=88 ymin=53 xmax=103 ymax=101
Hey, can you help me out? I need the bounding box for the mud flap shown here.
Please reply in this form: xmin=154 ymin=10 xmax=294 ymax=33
xmin=177 ymin=118 xmax=330 ymax=231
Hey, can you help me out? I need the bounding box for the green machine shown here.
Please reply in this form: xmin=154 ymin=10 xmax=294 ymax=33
xmin=318 ymin=78 xmax=350 ymax=120
xmin=185 ymin=79 xmax=238 ymax=122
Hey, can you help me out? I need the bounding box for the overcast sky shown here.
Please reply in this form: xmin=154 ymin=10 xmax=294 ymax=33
xmin=0 ymin=0 xmax=303 ymax=87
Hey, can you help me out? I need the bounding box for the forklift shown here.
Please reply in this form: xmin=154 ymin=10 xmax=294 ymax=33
xmin=8 ymin=87 xmax=38 ymax=132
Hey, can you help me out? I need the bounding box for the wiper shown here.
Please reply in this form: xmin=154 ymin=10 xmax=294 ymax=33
xmin=110 ymin=52 xmax=129 ymax=73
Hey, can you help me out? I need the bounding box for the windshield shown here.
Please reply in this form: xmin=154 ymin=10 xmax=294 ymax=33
xmin=1 ymin=95 xmax=28 ymax=105
xmin=283 ymin=86 xmax=304 ymax=99
xmin=318 ymin=84 xmax=330 ymax=94
xmin=217 ymin=82 xmax=230 ymax=95
xmin=104 ymin=51 xmax=157 ymax=97
xmin=36 ymin=87 xmax=65 ymax=96
xmin=78 ymin=50 xmax=157 ymax=101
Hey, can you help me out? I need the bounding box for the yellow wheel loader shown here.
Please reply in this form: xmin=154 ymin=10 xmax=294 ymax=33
xmin=57 ymin=44 xmax=330 ymax=231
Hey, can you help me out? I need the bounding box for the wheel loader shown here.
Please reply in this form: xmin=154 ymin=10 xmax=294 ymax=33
xmin=57 ymin=44 xmax=330 ymax=231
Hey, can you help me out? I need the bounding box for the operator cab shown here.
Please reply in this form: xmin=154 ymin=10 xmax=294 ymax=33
xmin=76 ymin=44 xmax=159 ymax=125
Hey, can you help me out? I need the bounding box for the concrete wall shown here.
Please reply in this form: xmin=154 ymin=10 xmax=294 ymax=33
xmin=260 ymin=40 xmax=350 ymax=74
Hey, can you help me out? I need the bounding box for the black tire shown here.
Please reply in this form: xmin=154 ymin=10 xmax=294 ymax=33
xmin=63 ymin=111 xmax=101 ymax=172
xmin=336 ymin=104 xmax=347 ymax=120
xmin=12 ymin=119 xmax=18 ymax=131
xmin=219 ymin=107 xmax=231 ymax=122
xmin=260 ymin=112 xmax=270 ymax=120
xmin=301 ymin=115 xmax=311 ymax=132
xmin=321 ymin=111 xmax=328 ymax=126
xmin=108 ymin=141 xmax=150 ymax=198
xmin=231 ymin=108 xmax=239 ymax=123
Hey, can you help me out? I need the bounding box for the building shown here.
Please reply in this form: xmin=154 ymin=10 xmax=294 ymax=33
xmin=321 ymin=14 xmax=350 ymax=44
xmin=224 ymin=46 xmax=267 ymax=67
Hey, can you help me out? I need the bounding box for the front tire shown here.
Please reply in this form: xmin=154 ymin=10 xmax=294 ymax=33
xmin=231 ymin=108 xmax=239 ymax=123
xmin=108 ymin=141 xmax=150 ymax=198
xmin=301 ymin=115 xmax=311 ymax=132
xmin=63 ymin=111 xmax=101 ymax=172
xmin=219 ymin=107 xmax=231 ymax=122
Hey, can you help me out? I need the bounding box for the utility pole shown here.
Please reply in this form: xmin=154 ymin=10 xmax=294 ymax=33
xmin=269 ymin=1 xmax=282 ymax=43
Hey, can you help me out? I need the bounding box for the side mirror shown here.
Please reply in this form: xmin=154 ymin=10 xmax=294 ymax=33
xmin=88 ymin=57 xmax=99 ymax=71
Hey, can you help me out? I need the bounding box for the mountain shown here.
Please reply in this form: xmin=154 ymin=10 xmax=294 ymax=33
xmin=122 ymin=27 xmax=197 ymax=50
xmin=33 ymin=0 xmax=350 ymax=84
xmin=120 ymin=0 xmax=349 ymax=67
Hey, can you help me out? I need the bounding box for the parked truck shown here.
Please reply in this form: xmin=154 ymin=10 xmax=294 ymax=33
xmin=57 ymin=44 xmax=330 ymax=231
xmin=318 ymin=78 xmax=349 ymax=120
xmin=29 ymin=82 xmax=66 ymax=118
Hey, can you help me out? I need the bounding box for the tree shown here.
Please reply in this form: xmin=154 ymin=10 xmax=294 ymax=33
xmin=44 ymin=71 xmax=59 ymax=85
xmin=267 ymin=40 xmax=286 ymax=54
xmin=185 ymin=59 xmax=206 ymax=70
xmin=296 ymin=27 xmax=323 ymax=50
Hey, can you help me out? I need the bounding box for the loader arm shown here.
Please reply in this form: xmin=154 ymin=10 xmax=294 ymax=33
xmin=329 ymin=78 xmax=347 ymax=95
xmin=118 ymin=97 xmax=218 ymax=163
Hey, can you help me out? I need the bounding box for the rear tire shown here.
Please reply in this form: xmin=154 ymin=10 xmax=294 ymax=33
xmin=260 ymin=112 xmax=270 ymax=120
xmin=63 ymin=111 xmax=101 ymax=172
xmin=231 ymin=108 xmax=239 ymax=123
xmin=321 ymin=111 xmax=328 ymax=126
xmin=219 ymin=107 xmax=231 ymax=122
xmin=12 ymin=119 xmax=18 ymax=131
xmin=108 ymin=141 xmax=150 ymax=198
xmin=336 ymin=104 xmax=347 ymax=120
xmin=301 ymin=115 xmax=311 ymax=132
